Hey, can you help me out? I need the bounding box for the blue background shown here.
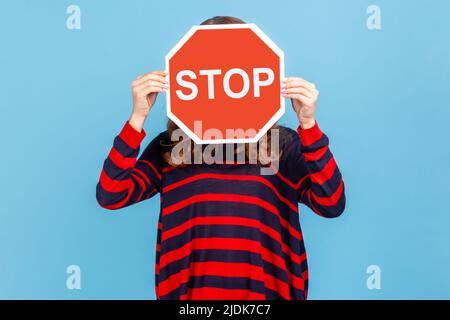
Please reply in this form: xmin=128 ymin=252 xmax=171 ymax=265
xmin=1 ymin=0 xmax=449 ymax=299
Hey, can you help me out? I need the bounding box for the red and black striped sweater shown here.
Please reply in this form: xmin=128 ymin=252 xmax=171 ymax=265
xmin=96 ymin=121 xmax=345 ymax=300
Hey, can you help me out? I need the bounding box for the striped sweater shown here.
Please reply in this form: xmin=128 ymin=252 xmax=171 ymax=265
xmin=96 ymin=121 xmax=345 ymax=300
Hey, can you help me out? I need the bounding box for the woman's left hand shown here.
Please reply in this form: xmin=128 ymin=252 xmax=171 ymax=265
xmin=281 ymin=77 xmax=319 ymax=129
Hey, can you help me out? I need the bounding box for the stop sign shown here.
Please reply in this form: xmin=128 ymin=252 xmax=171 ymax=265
xmin=165 ymin=24 xmax=285 ymax=144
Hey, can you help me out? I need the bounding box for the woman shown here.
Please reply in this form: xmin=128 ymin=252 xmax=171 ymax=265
xmin=96 ymin=16 xmax=345 ymax=300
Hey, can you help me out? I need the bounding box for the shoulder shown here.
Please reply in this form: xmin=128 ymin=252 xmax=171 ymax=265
xmin=146 ymin=130 xmax=170 ymax=148
xmin=154 ymin=130 xmax=170 ymax=143
xmin=278 ymin=125 xmax=299 ymax=142
xmin=276 ymin=125 xmax=308 ymax=179
xmin=140 ymin=131 xmax=170 ymax=161
xmin=277 ymin=125 xmax=301 ymax=157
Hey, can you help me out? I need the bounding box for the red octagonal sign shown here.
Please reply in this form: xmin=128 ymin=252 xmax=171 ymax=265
xmin=165 ymin=24 xmax=285 ymax=144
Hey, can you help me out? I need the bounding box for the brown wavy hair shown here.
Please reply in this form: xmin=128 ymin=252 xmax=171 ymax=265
xmin=162 ymin=16 xmax=283 ymax=166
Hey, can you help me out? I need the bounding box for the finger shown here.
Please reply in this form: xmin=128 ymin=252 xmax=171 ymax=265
xmin=133 ymin=73 xmax=168 ymax=87
xmin=283 ymin=77 xmax=307 ymax=87
xmin=135 ymin=85 xmax=166 ymax=97
xmin=139 ymin=70 xmax=167 ymax=77
xmin=283 ymin=76 xmax=303 ymax=81
xmin=283 ymin=93 xmax=313 ymax=104
xmin=135 ymin=81 xmax=168 ymax=93
xmin=282 ymin=87 xmax=317 ymax=99
xmin=283 ymin=79 xmax=316 ymax=91
xmin=131 ymin=74 xmax=165 ymax=87
xmin=282 ymin=81 xmax=318 ymax=98
xmin=142 ymin=86 xmax=166 ymax=95
xmin=146 ymin=75 xmax=168 ymax=87
xmin=284 ymin=81 xmax=315 ymax=92
xmin=133 ymin=70 xmax=167 ymax=83
xmin=283 ymin=77 xmax=316 ymax=89
xmin=134 ymin=78 xmax=169 ymax=91
xmin=283 ymin=76 xmax=313 ymax=84
xmin=133 ymin=82 xmax=167 ymax=95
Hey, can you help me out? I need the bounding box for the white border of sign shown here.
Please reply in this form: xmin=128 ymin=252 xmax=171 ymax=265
xmin=165 ymin=23 xmax=285 ymax=144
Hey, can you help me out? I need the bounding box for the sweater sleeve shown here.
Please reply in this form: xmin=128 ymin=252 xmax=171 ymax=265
xmin=293 ymin=122 xmax=346 ymax=218
xmin=96 ymin=121 xmax=162 ymax=210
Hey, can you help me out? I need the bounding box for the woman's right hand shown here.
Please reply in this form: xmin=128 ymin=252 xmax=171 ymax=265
xmin=129 ymin=70 xmax=168 ymax=132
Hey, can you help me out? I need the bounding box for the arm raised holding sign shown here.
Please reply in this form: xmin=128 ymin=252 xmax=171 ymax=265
xmin=95 ymin=70 xmax=168 ymax=210
xmin=281 ymin=76 xmax=345 ymax=218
